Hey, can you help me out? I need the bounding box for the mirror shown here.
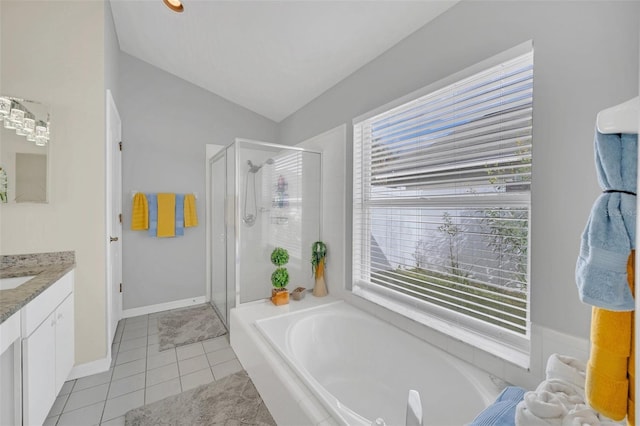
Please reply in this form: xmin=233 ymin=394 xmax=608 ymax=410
xmin=0 ymin=97 xmax=50 ymax=203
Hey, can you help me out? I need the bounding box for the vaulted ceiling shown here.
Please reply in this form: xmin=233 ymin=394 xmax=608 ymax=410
xmin=110 ymin=1 xmax=457 ymax=122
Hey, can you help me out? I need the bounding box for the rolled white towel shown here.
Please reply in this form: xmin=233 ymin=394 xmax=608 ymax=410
xmin=516 ymin=391 xmax=567 ymax=425
xmin=536 ymin=379 xmax=585 ymax=407
xmin=562 ymin=404 xmax=601 ymax=426
xmin=545 ymin=354 xmax=587 ymax=391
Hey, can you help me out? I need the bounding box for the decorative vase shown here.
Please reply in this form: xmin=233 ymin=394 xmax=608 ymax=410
xmin=271 ymin=288 xmax=289 ymax=305
xmin=313 ymin=276 xmax=327 ymax=297
xmin=313 ymin=259 xmax=328 ymax=297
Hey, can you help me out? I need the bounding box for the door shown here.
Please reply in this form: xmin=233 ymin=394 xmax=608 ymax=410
xmin=210 ymin=152 xmax=227 ymax=324
xmin=106 ymin=90 xmax=122 ymax=347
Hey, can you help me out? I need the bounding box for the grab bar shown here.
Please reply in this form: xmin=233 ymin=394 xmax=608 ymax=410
xmin=406 ymin=389 xmax=423 ymax=426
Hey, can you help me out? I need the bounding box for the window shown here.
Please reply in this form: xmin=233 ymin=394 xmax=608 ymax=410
xmin=265 ymin=150 xmax=304 ymax=258
xmin=352 ymin=44 xmax=533 ymax=365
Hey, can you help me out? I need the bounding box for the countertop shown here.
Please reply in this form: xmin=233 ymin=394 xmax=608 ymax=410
xmin=0 ymin=262 xmax=75 ymax=324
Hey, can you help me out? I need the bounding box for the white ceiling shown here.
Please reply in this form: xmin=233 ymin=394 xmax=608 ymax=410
xmin=109 ymin=1 xmax=457 ymax=122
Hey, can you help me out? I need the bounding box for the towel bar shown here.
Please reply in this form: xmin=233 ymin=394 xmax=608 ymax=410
xmin=130 ymin=191 xmax=198 ymax=199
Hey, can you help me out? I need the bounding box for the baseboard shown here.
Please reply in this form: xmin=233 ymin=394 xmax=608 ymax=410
xmin=122 ymin=296 xmax=207 ymax=318
xmin=67 ymin=356 xmax=111 ymax=380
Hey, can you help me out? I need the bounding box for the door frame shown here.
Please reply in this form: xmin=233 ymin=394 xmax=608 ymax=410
xmin=205 ymin=145 xmax=224 ymax=306
xmin=105 ymin=89 xmax=122 ymax=363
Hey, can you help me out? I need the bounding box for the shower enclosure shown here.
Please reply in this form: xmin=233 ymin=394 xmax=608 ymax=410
xmin=208 ymin=139 xmax=321 ymax=326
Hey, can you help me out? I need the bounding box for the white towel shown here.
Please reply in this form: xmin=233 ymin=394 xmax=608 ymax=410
xmin=561 ymin=405 xmax=600 ymax=426
xmin=546 ymin=354 xmax=587 ymax=391
xmin=516 ymin=391 xmax=567 ymax=425
xmin=536 ymin=379 xmax=585 ymax=407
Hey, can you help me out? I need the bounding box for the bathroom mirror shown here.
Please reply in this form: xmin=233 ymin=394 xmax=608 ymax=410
xmin=0 ymin=97 xmax=50 ymax=203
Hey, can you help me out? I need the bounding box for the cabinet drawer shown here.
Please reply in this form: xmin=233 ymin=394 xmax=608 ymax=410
xmin=22 ymin=270 xmax=73 ymax=337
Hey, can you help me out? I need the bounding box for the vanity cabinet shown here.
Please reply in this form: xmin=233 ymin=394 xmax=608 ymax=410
xmin=21 ymin=270 xmax=74 ymax=426
xmin=0 ymin=312 xmax=22 ymax=426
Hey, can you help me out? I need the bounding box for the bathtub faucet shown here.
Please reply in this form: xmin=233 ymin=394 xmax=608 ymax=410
xmin=406 ymin=389 xmax=423 ymax=426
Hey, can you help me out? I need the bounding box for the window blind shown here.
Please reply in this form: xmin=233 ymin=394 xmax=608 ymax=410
xmin=353 ymin=50 xmax=533 ymax=352
xmin=266 ymin=151 xmax=303 ymax=259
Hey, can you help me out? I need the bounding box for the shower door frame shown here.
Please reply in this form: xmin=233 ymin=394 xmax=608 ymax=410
xmin=234 ymin=138 xmax=323 ymax=307
xmin=208 ymin=149 xmax=229 ymax=326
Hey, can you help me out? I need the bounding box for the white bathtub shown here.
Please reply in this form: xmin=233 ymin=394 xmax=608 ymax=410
xmin=255 ymin=301 xmax=501 ymax=426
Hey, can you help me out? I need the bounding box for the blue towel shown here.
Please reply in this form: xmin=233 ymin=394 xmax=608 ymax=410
xmin=147 ymin=193 xmax=158 ymax=237
xmin=576 ymin=131 xmax=637 ymax=311
xmin=175 ymin=194 xmax=184 ymax=236
xmin=469 ymin=386 xmax=525 ymax=426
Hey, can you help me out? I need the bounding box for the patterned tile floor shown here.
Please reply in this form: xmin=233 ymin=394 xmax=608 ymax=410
xmin=44 ymin=310 xmax=240 ymax=426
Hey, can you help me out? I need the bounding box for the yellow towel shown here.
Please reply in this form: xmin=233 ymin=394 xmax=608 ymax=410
xmin=157 ymin=193 xmax=176 ymax=237
xmin=131 ymin=193 xmax=148 ymax=230
xmin=585 ymin=251 xmax=634 ymax=422
xmin=628 ymin=257 xmax=635 ymax=426
xmin=184 ymin=194 xmax=198 ymax=227
xmin=629 ymin=311 xmax=635 ymax=426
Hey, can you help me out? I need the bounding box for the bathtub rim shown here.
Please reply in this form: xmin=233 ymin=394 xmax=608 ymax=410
xmin=256 ymin=301 xmax=369 ymax=426
xmin=255 ymin=299 xmax=502 ymax=425
xmin=231 ymin=296 xmax=344 ymax=425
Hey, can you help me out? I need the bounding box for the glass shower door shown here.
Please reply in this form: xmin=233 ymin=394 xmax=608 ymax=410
xmin=210 ymin=152 xmax=227 ymax=325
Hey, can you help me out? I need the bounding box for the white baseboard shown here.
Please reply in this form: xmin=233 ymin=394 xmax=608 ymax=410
xmin=122 ymin=296 xmax=207 ymax=318
xmin=68 ymin=356 xmax=111 ymax=380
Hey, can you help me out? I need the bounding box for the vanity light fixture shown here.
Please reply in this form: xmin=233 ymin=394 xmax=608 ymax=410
xmin=163 ymin=0 xmax=184 ymax=13
xmin=0 ymin=96 xmax=50 ymax=146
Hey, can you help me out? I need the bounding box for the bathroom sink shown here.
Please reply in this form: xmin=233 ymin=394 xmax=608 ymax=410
xmin=0 ymin=276 xmax=35 ymax=291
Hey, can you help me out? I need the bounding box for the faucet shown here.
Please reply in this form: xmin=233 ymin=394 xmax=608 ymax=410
xmin=406 ymin=389 xmax=423 ymax=426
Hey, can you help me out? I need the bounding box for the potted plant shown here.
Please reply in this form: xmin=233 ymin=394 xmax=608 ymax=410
xmin=311 ymin=241 xmax=328 ymax=297
xmin=270 ymin=247 xmax=290 ymax=305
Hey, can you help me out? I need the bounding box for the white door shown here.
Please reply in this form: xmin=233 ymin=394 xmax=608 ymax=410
xmin=106 ymin=90 xmax=122 ymax=347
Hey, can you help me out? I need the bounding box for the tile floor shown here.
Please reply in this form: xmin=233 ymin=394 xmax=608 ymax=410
xmin=43 ymin=310 xmax=242 ymax=426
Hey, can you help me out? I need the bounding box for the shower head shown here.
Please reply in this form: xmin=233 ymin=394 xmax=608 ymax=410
xmin=247 ymin=158 xmax=275 ymax=173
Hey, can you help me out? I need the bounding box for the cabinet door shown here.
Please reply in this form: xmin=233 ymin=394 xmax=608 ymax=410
xmin=55 ymin=294 xmax=75 ymax=392
xmin=23 ymin=312 xmax=56 ymax=426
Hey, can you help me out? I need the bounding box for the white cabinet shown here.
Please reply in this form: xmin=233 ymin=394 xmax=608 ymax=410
xmin=21 ymin=270 xmax=74 ymax=426
xmin=22 ymin=311 xmax=56 ymax=426
xmin=55 ymin=294 xmax=75 ymax=390
xmin=0 ymin=312 xmax=22 ymax=426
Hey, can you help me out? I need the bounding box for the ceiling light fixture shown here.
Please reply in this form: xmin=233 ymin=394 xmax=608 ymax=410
xmin=163 ymin=0 xmax=184 ymax=13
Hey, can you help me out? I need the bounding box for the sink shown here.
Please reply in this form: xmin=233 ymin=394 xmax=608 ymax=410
xmin=0 ymin=276 xmax=35 ymax=291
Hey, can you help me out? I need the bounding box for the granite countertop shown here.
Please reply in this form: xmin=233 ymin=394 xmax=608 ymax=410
xmin=0 ymin=252 xmax=75 ymax=325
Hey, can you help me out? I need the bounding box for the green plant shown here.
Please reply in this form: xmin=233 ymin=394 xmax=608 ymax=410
xmin=311 ymin=241 xmax=327 ymax=278
xmin=271 ymin=247 xmax=289 ymax=266
xmin=271 ymin=267 xmax=289 ymax=288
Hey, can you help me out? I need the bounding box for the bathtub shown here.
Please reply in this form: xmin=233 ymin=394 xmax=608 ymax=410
xmin=255 ymin=300 xmax=501 ymax=426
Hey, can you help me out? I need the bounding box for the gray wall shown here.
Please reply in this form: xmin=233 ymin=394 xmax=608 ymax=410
xmin=278 ymin=1 xmax=640 ymax=339
xmin=119 ymin=53 xmax=278 ymax=310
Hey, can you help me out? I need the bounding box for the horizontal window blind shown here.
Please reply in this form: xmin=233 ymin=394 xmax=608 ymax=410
xmin=265 ymin=151 xmax=303 ymax=259
xmin=353 ymin=50 xmax=533 ymax=352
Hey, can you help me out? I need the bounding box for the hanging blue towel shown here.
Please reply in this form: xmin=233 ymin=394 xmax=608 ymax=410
xmin=147 ymin=193 xmax=158 ymax=237
xmin=175 ymin=194 xmax=185 ymax=236
xmin=576 ymin=131 xmax=637 ymax=311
